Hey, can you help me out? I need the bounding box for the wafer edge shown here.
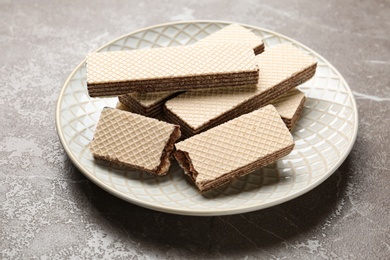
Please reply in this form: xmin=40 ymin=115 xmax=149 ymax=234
xmin=174 ymin=143 xmax=294 ymax=192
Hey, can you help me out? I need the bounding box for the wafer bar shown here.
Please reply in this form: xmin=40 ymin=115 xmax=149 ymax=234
xmin=164 ymin=43 xmax=317 ymax=138
xmin=174 ymin=105 xmax=295 ymax=192
xmin=89 ymin=108 xmax=181 ymax=175
xmin=87 ymin=43 xmax=259 ymax=97
xmin=117 ymin=24 xmax=264 ymax=117
xmin=270 ymin=88 xmax=306 ymax=130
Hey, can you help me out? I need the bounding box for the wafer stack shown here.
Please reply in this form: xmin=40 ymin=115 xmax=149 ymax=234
xmin=164 ymin=43 xmax=316 ymax=138
xmin=174 ymin=105 xmax=295 ymax=192
xmin=89 ymin=108 xmax=181 ymax=175
xmin=87 ymin=43 xmax=259 ymax=97
xmin=88 ymin=24 xmax=317 ymax=192
xmin=117 ymin=24 xmax=264 ymax=117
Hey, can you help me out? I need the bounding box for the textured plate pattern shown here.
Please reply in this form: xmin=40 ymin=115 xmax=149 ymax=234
xmin=56 ymin=21 xmax=358 ymax=216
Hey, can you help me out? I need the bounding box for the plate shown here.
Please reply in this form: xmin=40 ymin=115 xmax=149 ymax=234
xmin=56 ymin=21 xmax=358 ymax=216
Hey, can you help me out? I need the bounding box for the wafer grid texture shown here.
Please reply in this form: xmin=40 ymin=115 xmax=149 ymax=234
xmin=164 ymin=43 xmax=317 ymax=134
xmin=117 ymin=88 xmax=306 ymax=136
xmin=174 ymin=105 xmax=294 ymax=192
xmin=116 ymin=24 xmax=264 ymax=113
xmin=121 ymin=102 xmax=161 ymax=118
xmin=116 ymin=101 xmax=166 ymax=121
xmin=87 ymin=43 xmax=258 ymax=82
xmin=197 ymin=24 xmax=264 ymax=54
xmin=89 ymin=108 xmax=178 ymax=174
xmin=163 ymin=88 xmax=306 ymax=136
xmin=87 ymin=43 xmax=259 ymax=96
xmin=256 ymin=44 xmax=315 ymax=90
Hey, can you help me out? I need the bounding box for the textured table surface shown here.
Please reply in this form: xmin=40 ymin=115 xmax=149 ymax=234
xmin=1 ymin=0 xmax=389 ymax=259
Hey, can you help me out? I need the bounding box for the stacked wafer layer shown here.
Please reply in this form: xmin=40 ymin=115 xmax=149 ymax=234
xmin=90 ymin=108 xmax=181 ymax=175
xmin=117 ymin=24 xmax=264 ymax=117
xmin=164 ymin=43 xmax=317 ymax=138
xmin=117 ymin=88 xmax=307 ymax=131
xmin=174 ymin=105 xmax=295 ymax=192
xmin=87 ymin=43 xmax=259 ymax=97
xmin=118 ymin=91 xmax=180 ymax=118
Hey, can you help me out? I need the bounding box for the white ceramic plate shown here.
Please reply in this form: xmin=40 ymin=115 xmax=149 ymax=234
xmin=56 ymin=21 xmax=358 ymax=216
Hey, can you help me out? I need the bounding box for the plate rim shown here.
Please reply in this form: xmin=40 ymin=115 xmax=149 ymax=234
xmin=55 ymin=20 xmax=358 ymax=216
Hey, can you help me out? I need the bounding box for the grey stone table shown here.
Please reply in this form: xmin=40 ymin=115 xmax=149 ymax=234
xmin=1 ymin=0 xmax=389 ymax=259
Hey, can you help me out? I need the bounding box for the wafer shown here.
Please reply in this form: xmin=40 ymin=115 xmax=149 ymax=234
xmin=87 ymin=43 xmax=259 ymax=97
xmin=174 ymin=105 xmax=294 ymax=192
xmin=89 ymin=108 xmax=181 ymax=175
xmin=117 ymin=24 xmax=264 ymax=117
xmin=270 ymin=88 xmax=306 ymax=130
xmin=164 ymin=43 xmax=317 ymax=138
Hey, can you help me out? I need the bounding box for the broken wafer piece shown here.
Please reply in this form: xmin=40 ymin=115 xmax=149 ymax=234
xmin=87 ymin=43 xmax=259 ymax=97
xmin=164 ymin=43 xmax=317 ymax=138
xmin=270 ymin=88 xmax=306 ymax=130
xmin=174 ymin=105 xmax=295 ymax=192
xmin=89 ymin=108 xmax=181 ymax=175
xmin=117 ymin=24 xmax=264 ymax=117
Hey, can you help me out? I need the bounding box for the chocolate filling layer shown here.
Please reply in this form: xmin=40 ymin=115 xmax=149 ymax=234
xmin=173 ymin=150 xmax=198 ymax=183
xmin=153 ymin=126 xmax=181 ymax=175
